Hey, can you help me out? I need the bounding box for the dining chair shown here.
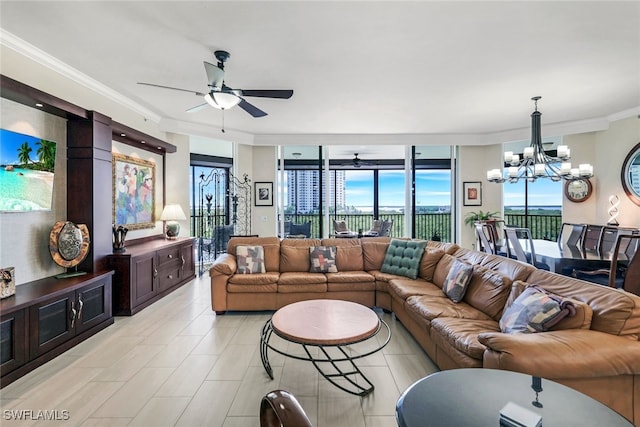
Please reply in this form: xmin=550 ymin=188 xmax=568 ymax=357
xmin=573 ymin=234 xmax=640 ymax=293
xmin=503 ymin=226 xmax=550 ymax=270
xmin=475 ymin=222 xmax=497 ymax=254
xmin=557 ymin=222 xmax=585 ymax=250
xmin=260 ymin=389 xmax=313 ymax=427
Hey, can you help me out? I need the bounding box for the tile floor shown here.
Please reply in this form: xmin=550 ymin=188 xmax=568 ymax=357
xmin=0 ymin=273 xmax=439 ymax=427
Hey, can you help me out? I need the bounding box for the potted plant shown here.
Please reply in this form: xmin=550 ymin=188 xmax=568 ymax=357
xmin=464 ymin=210 xmax=501 ymax=228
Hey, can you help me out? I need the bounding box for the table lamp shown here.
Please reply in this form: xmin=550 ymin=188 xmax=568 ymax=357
xmin=160 ymin=204 xmax=187 ymax=239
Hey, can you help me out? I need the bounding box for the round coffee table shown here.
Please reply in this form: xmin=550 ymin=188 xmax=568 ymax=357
xmin=396 ymin=368 xmax=633 ymax=427
xmin=260 ymin=299 xmax=391 ymax=396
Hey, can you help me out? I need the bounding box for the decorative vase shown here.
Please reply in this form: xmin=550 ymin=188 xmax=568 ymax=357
xmin=112 ymin=225 xmax=128 ymax=253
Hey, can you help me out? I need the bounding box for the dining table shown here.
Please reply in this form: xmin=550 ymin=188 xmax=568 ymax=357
xmin=520 ymin=239 xmax=627 ymax=274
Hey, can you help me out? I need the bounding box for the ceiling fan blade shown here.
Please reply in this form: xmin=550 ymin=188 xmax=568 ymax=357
xmin=185 ymin=103 xmax=209 ymax=113
xmin=137 ymin=82 xmax=206 ymax=97
xmin=238 ymin=98 xmax=267 ymax=118
xmin=239 ymin=89 xmax=293 ymax=99
xmin=204 ymin=61 xmax=224 ymax=88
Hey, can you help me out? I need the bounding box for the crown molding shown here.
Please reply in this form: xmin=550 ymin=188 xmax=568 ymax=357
xmin=0 ymin=29 xmax=161 ymax=124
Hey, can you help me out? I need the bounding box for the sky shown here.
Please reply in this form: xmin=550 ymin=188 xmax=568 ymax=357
xmin=0 ymin=129 xmax=56 ymax=165
xmin=344 ymin=169 xmax=563 ymax=207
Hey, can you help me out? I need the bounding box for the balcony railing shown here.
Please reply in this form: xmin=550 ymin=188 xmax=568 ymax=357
xmin=190 ymin=211 xmax=562 ymax=244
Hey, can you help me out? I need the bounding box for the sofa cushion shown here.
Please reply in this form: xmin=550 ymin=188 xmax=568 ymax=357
xmin=280 ymin=246 xmax=310 ymax=272
xmin=228 ymin=272 xmax=280 ymax=286
xmin=381 ymin=239 xmax=427 ymax=280
xmin=278 ymin=271 xmax=327 ymax=285
xmin=387 ymin=278 xmax=442 ymax=301
xmin=336 ymin=245 xmax=364 ymax=271
xmin=505 ymin=281 xmax=593 ymax=331
xmin=442 ymin=259 xmax=474 ymax=303
xmin=229 ymin=237 xmax=280 ymax=272
xmin=463 ymin=265 xmax=513 ymax=320
xmin=432 ymin=254 xmax=457 ymax=289
xmin=309 ymin=246 xmax=338 ymax=273
xmin=406 ymin=295 xmax=493 ymax=322
xmin=325 ymin=271 xmax=374 ymax=283
xmin=236 ymin=245 xmax=266 ymax=274
xmin=361 ymin=239 xmax=391 ymax=271
xmin=499 ymin=286 xmax=576 ymax=334
xmin=418 ymin=248 xmax=445 ymax=281
xmin=430 ymin=317 xmax=500 ymax=361
xmin=526 ymin=269 xmax=640 ymax=338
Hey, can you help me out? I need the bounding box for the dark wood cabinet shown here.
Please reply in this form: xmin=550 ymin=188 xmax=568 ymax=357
xmin=1 ymin=271 xmax=113 ymax=387
xmin=108 ymin=237 xmax=196 ymax=315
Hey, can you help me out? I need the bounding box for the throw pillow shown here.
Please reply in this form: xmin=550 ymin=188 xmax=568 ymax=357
xmin=442 ymin=259 xmax=474 ymax=302
xmin=499 ymin=285 xmax=576 ymax=334
xmin=334 ymin=220 xmax=348 ymax=233
xmin=309 ymin=246 xmax=338 ymax=273
xmin=236 ymin=245 xmax=266 ymax=274
xmin=380 ymin=239 xmax=427 ymax=279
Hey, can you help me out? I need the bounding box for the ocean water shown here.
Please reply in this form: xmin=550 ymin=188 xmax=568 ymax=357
xmin=0 ymin=168 xmax=54 ymax=211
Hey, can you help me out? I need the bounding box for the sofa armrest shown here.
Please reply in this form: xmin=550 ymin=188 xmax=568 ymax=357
xmin=479 ymin=329 xmax=640 ymax=379
xmin=209 ymin=254 xmax=236 ymax=313
xmin=210 ymin=253 xmax=237 ymax=276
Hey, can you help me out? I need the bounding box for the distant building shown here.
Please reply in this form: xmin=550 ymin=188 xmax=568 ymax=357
xmin=287 ymin=170 xmax=345 ymax=213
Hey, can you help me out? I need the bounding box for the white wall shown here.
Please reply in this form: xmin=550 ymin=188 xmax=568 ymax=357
xmin=0 ymin=99 xmax=67 ymax=283
xmin=458 ymin=144 xmax=503 ymax=249
xmin=165 ymin=133 xmax=191 ymax=237
xmin=249 ymin=146 xmax=277 ymax=237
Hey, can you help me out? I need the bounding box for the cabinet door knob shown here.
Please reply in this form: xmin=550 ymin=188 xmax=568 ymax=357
xmin=168 ymin=254 xmax=173 ymax=259
xmin=168 ymin=274 xmax=173 ymax=279
xmin=154 ymin=267 xmax=158 ymax=278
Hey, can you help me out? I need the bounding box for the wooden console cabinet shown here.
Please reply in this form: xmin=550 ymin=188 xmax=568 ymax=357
xmin=1 ymin=271 xmax=114 ymax=387
xmin=108 ymin=237 xmax=196 ymax=315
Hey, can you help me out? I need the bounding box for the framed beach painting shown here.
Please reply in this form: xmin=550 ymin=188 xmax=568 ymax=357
xmin=255 ymin=182 xmax=273 ymax=206
xmin=463 ymin=181 xmax=482 ymax=206
xmin=112 ymin=153 xmax=156 ymax=229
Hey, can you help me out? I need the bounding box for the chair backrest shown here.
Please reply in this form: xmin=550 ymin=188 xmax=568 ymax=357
xmin=260 ymin=390 xmax=313 ymax=427
xmin=379 ymin=219 xmax=393 ymax=237
xmin=290 ymin=221 xmax=311 ymax=237
xmin=278 ymin=220 xmax=291 ymax=236
xmin=475 ymin=222 xmax=497 ymax=254
xmin=558 ymin=222 xmax=585 ymax=250
xmin=609 ymin=234 xmax=640 ymax=295
xmin=598 ymin=226 xmax=621 ymax=255
xmin=333 ymin=219 xmax=349 ymax=233
xmin=504 ymin=226 xmax=535 ymax=264
xmin=582 ymin=224 xmax=602 ymax=253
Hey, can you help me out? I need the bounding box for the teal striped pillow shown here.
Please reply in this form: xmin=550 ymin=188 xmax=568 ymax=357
xmin=380 ymin=239 xmax=427 ymax=279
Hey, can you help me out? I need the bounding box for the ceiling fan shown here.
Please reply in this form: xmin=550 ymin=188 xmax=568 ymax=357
xmin=342 ymin=153 xmax=373 ymax=168
xmin=138 ymin=50 xmax=293 ymax=118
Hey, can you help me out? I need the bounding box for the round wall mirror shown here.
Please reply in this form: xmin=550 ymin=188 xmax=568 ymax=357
xmin=621 ymin=142 xmax=640 ymax=206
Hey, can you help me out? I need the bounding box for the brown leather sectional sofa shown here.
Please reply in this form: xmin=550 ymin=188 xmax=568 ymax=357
xmin=210 ymin=236 xmax=640 ymax=424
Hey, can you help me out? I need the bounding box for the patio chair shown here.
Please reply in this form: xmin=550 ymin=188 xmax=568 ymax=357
xmin=379 ymin=219 xmax=393 ymax=237
xmin=289 ymin=221 xmax=311 ymax=238
xmin=260 ymin=390 xmax=313 ymax=427
xmin=503 ymin=226 xmax=550 ymax=270
xmin=362 ymin=219 xmax=384 ymax=237
xmin=333 ymin=219 xmax=357 ymax=238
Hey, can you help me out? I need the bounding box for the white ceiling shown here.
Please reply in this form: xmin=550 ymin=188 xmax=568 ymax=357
xmin=1 ymin=1 xmax=639 ymax=143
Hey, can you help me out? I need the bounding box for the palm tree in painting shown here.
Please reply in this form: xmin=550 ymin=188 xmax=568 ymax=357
xmin=36 ymin=139 xmax=56 ymax=172
xmin=17 ymin=142 xmax=33 ymax=166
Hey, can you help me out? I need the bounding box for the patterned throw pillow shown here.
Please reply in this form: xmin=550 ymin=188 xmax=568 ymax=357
xmin=309 ymin=246 xmax=338 ymax=273
xmin=499 ymin=286 xmax=576 ymax=334
xmin=380 ymin=239 xmax=427 ymax=279
xmin=236 ymin=245 xmax=266 ymax=274
xmin=442 ymin=259 xmax=474 ymax=302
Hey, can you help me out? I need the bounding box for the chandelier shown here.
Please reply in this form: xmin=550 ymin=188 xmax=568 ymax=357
xmin=487 ymin=96 xmax=594 ymax=183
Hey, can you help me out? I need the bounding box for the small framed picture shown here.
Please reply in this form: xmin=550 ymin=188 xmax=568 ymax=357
xmin=463 ymin=182 xmax=482 ymax=206
xmin=255 ymin=182 xmax=273 ymax=206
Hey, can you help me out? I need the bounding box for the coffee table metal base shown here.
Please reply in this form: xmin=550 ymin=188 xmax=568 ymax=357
xmin=260 ymin=317 xmax=391 ymax=396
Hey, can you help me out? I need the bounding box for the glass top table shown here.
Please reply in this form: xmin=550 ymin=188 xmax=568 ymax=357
xmin=260 ymin=299 xmax=391 ymax=396
xmin=396 ymin=369 xmax=632 ymax=427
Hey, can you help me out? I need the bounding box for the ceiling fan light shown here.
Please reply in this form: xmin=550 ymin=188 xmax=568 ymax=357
xmin=205 ymin=92 xmax=241 ymax=110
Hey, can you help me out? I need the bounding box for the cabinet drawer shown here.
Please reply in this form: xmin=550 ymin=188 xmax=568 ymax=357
xmin=158 ymin=265 xmax=182 ymax=292
xmin=157 ymin=246 xmax=181 ymax=268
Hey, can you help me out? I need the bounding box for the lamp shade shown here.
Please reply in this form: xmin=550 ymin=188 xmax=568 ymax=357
xmin=205 ymin=92 xmax=241 ymax=110
xmin=160 ymin=204 xmax=186 ymax=221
